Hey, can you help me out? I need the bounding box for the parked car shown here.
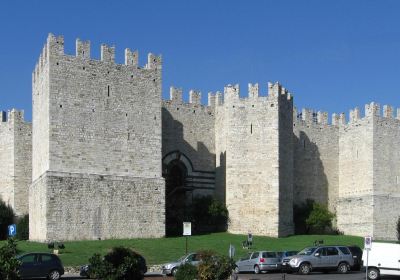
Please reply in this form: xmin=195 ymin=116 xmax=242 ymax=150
xmin=284 ymin=245 xmax=354 ymax=275
xmin=17 ymin=252 xmax=64 ymax=280
xmin=162 ymin=252 xmax=201 ymax=276
xmin=362 ymin=242 xmax=400 ymax=280
xmin=347 ymin=245 xmax=362 ymax=271
xmin=278 ymin=251 xmax=298 ymax=259
xmin=234 ymin=251 xmax=282 ymax=274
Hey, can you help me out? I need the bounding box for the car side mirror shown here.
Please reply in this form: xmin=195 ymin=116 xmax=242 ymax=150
xmin=315 ymin=253 xmax=320 ymax=257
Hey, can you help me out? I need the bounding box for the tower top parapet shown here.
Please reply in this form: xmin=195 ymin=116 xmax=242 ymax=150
xmin=33 ymin=33 xmax=162 ymax=80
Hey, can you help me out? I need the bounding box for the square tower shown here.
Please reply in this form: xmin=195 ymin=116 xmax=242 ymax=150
xmin=30 ymin=34 xmax=165 ymax=241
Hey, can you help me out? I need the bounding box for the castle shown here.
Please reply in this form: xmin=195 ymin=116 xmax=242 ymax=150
xmin=1 ymin=34 xmax=399 ymax=241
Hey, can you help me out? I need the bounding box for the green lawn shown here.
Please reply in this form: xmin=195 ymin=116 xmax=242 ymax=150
xmin=1 ymin=233 xmax=363 ymax=267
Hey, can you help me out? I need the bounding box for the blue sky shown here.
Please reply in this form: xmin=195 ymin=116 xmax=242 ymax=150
xmin=1 ymin=0 xmax=400 ymax=121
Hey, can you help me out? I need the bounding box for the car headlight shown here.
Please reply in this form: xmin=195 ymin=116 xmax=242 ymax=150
xmin=289 ymin=258 xmax=298 ymax=265
xmin=164 ymin=264 xmax=172 ymax=269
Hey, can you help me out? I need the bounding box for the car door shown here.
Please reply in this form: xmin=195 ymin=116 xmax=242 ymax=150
xmin=19 ymin=253 xmax=39 ymax=278
xmin=326 ymin=247 xmax=340 ymax=268
xmin=314 ymin=247 xmax=328 ymax=268
xmin=248 ymin=252 xmax=259 ymax=271
xmin=236 ymin=253 xmax=251 ymax=272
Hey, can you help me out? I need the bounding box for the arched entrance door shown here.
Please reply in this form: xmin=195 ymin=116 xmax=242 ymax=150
xmin=163 ymin=152 xmax=193 ymax=236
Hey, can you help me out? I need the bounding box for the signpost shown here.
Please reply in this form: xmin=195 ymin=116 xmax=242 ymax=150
xmin=8 ymin=224 xmax=16 ymax=237
xmin=183 ymin=222 xmax=191 ymax=254
xmin=229 ymin=244 xmax=235 ymax=258
xmin=364 ymin=236 xmax=372 ymax=280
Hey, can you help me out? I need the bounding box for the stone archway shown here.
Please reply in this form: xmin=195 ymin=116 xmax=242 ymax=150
xmin=162 ymin=151 xmax=193 ymax=236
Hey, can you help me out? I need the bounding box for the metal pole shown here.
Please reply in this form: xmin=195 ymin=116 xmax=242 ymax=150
xmin=186 ymin=236 xmax=188 ymax=254
xmin=366 ymin=249 xmax=369 ymax=280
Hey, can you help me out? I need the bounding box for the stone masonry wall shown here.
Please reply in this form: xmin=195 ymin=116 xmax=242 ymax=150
xmin=337 ymin=115 xmax=374 ymax=236
xmin=162 ymin=87 xmax=215 ymax=195
xmin=0 ymin=113 xmax=14 ymax=208
xmin=30 ymin=34 xmax=165 ymax=241
xmin=293 ymin=111 xmax=339 ymax=212
xmin=30 ymin=171 xmax=164 ymax=242
xmin=218 ymin=83 xmax=294 ymax=237
xmin=372 ymin=113 xmax=400 ymax=240
xmin=0 ymin=110 xmax=31 ymax=216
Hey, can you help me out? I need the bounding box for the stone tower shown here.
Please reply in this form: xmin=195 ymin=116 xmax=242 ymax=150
xmin=29 ymin=34 xmax=165 ymax=241
xmin=215 ymin=82 xmax=294 ymax=237
xmin=0 ymin=110 xmax=31 ymax=216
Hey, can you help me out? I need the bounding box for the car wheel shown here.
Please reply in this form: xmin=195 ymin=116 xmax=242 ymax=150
xmin=298 ymin=263 xmax=311 ymax=275
xmin=48 ymin=270 xmax=60 ymax=280
xmin=234 ymin=266 xmax=240 ymax=274
xmin=171 ymin=267 xmax=178 ymax=276
xmin=337 ymin=262 xmax=348 ymax=274
xmin=254 ymin=265 xmax=260 ymax=274
xmin=367 ymin=267 xmax=380 ymax=280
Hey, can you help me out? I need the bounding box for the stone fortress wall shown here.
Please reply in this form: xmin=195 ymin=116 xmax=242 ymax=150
xmin=29 ymin=34 xmax=165 ymax=241
xmin=1 ymin=33 xmax=400 ymax=241
xmin=162 ymin=87 xmax=216 ymax=197
xmin=0 ymin=110 xmax=31 ymax=216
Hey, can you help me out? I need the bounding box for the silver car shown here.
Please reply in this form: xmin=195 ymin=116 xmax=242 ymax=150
xmin=286 ymin=246 xmax=354 ymax=275
xmin=235 ymin=251 xmax=281 ymax=274
xmin=161 ymin=252 xmax=201 ymax=276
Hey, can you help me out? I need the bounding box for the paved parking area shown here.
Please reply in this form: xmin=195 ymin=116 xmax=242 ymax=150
xmin=62 ymin=271 xmax=400 ymax=280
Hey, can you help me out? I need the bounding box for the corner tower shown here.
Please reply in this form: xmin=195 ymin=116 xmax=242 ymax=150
xmin=30 ymin=34 xmax=165 ymax=241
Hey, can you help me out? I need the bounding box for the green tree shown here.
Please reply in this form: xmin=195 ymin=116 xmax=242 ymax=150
xmin=0 ymin=238 xmax=21 ymax=279
xmin=306 ymin=202 xmax=335 ymax=234
xmin=0 ymin=199 xmax=15 ymax=240
xmin=190 ymin=196 xmax=229 ymax=234
xmin=16 ymin=215 xmax=29 ymax=240
xmin=293 ymin=199 xmax=314 ymax=234
xmin=197 ymin=250 xmax=234 ymax=280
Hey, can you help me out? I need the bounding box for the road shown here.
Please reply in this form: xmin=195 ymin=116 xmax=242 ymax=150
xmin=61 ymin=271 xmax=400 ymax=280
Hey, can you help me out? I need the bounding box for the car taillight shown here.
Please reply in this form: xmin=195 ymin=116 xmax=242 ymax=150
xmin=259 ymin=258 xmax=265 ymax=263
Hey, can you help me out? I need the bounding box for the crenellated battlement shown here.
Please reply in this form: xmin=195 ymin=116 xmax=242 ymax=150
xmin=0 ymin=109 xmax=26 ymax=125
xmin=167 ymin=86 xmax=215 ymax=108
xmin=296 ymin=102 xmax=400 ymax=128
xmin=33 ymin=33 xmax=162 ymax=81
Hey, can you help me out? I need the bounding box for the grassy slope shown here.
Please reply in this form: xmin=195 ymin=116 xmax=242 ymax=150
xmin=1 ymin=233 xmax=363 ymax=267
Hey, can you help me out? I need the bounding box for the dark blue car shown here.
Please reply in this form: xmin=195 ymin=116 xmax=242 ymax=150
xmin=17 ymin=253 xmax=64 ymax=280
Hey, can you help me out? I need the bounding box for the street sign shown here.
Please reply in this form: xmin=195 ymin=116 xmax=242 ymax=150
xmin=229 ymin=244 xmax=235 ymax=258
xmin=8 ymin=224 xmax=16 ymax=237
xmin=183 ymin=222 xmax=191 ymax=236
xmin=364 ymin=236 xmax=372 ymax=250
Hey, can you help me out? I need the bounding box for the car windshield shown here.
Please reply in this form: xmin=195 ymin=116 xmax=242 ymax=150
xmin=297 ymin=247 xmax=317 ymax=255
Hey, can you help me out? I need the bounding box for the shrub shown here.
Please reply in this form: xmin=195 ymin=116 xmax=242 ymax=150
xmin=88 ymin=247 xmax=146 ymax=280
xmin=306 ymin=202 xmax=335 ymax=234
xmin=293 ymin=199 xmax=314 ymax=234
xmin=16 ymin=215 xmax=29 ymax=240
xmin=190 ymin=196 xmax=229 ymax=234
xmin=0 ymin=238 xmax=21 ymax=279
xmin=197 ymin=250 xmax=234 ymax=280
xmin=0 ymin=200 xmax=15 ymax=240
xmin=174 ymin=263 xmax=198 ymax=280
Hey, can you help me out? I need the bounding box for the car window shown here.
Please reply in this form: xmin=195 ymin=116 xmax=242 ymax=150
xmin=287 ymin=251 xmax=298 ymax=256
xmin=186 ymin=254 xmax=196 ymax=262
xmin=262 ymin=252 xmax=276 ymax=258
xmin=40 ymin=254 xmax=53 ymax=263
xmin=240 ymin=253 xmax=251 ymax=261
xmin=20 ymin=254 xmax=36 ymax=264
xmin=315 ymin=248 xmax=327 ymax=256
xmin=277 ymin=252 xmax=283 ymax=257
xmin=327 ymin=247 xmax=339 ymax=256
xmin=298 ymin=247 xmax=317 ymax=255
xmin=251 ymin=252 xmax=259 ymax=259
xmin=338 ymin=247 xmax=351 ymax=255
